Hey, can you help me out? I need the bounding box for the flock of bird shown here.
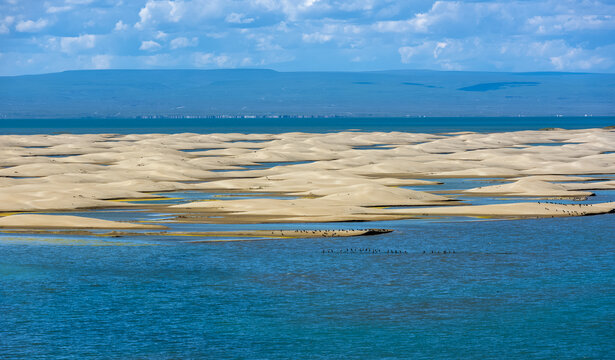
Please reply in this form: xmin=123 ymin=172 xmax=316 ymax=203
xmin=321 ymin=248 xmax=457 ymax=255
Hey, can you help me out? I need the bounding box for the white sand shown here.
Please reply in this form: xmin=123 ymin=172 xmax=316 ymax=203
xmin=0 ymin=214 xmax=166 ymax=229
xmin=0 ymin=128 xmax=614 ymax=226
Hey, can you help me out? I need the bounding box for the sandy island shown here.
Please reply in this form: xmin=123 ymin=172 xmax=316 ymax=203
xmin=0 ymin=128 xmax=614 ymax=234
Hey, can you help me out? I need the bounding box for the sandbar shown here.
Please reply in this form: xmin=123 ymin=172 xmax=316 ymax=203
xmin=0 ymin=128 xmax=614 ymax=229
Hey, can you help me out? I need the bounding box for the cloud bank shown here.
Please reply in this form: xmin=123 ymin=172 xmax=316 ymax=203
xmin=0 ymin=0 xmax=614 ymax=75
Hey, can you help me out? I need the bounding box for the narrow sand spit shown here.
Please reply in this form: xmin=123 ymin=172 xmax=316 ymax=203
xmin=0 ymin=214 xmax=166 ymax=229
xmin=463 ymin=178 xmax=594 ymax=197
xmin=0 ymin=128 xmax=614 ymax=228
xmin=0 ymin=228 xmax=392 ymax=240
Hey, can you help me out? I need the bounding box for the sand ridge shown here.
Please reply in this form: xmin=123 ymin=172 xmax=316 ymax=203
xmin=0 ymin=214 xmax=166 ymax=229
xmin=0 ymin=128 xmax=614 ymax=227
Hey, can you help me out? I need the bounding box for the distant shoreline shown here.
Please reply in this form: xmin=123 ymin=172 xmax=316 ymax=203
xmin=2 ymin=69 xmax=614 ymax=118
xmin=2 ymin=115 xmax=615 ymax=120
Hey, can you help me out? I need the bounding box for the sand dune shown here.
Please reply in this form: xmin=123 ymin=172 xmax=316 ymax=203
xmin=464 ymin=178 xmax=594 ymax=197
xmin=387 ymin=201 xmax=615 ymax=218
xmin=0 ymin=128 xmax=614 ymax=226
xmin=0 ymin=214 xmax=166 ymax=229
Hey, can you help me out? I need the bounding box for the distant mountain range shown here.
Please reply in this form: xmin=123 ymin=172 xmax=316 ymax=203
xmin=0 ymin=69 xmax=613 ymax=118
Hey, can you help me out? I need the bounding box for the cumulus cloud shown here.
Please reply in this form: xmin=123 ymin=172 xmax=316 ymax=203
xmin=135 ymin=0 xmax=186 ymax=29
xmin=47 ymin=34 xmax=97 ymax=53
xmin=2 ymin=0 xmax=615 ymax=74
xmin=170 ymin=36 xmax=198 ymax=49
xmin=114 ymin=20 xmax=128 ymax=31
xmin=16 ymin=18 xmax=49 ymax=32
xmin=140 ymin=40 xmax=162 ymax=51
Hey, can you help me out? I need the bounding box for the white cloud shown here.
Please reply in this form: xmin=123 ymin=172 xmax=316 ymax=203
xmin=398 ymin=46 xmax=418 ymax=63
xmin=244 ymin=33 xmax=282 ymax=51
xmin=399 ymin=40 xmax=462 ymax=69
xmin=57 ymin=34 xmax=97 ymax=53
xmin=526 ymin=14 xmax=615 ymax=35
xmin=16 ymin=18 xmax=49 ymax=33
xmin=375 ymin=1 xmax=518 ymax=36
xmin=46 ymin=5 xmax=73 ymax=14
xmin=433 ymin=41 xmax=447 ymax=59
xmin=374 ymin=2 xmax=459 ymax=34
xmin=193 ymin=52 xmax=234 ymax=67
xmin=549 ymin=51 xmax=608 ymax=71
xmin=302 ymin=32 xmax=332 ymax=43
xmin=501 ymin=39 xmax=613 ymax=71
xmin=0 ymin=16 xmax=14 ymax=34
xmin=91 ymin=54 xmax=112 ymax=69
xmin=134 ymin=0 xmax=229 ymax=29
xmin=135 ymin=0 xmax=187 ymax=29
xmin=225 ymin=12 xmax=254 ymax=24
xmin=170 ymin=36 xmax=198 ymax=49
xmin=114 ymin=20 xmax=128 ymax=31
xmin=140 ymin=40 xmax=162 ymax=51
xmin=240 ymin=56 xmax=263 ymax=66
xmin=2 ymin=0 xmax=615 ymax=74
xmin=253 ymin=0 xmax=331 ymax=21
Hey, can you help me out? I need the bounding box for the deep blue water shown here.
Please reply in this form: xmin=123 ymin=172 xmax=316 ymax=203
xmin=1 ymin=118 xmax=615 ymax=359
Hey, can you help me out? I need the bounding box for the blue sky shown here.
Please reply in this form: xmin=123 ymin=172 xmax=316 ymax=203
xmin=1 ymin=0 xmax=614 ymax=75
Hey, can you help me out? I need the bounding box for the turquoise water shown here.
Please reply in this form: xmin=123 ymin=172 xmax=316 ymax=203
xmin=1 ymin=118 xmax=615 ymax=359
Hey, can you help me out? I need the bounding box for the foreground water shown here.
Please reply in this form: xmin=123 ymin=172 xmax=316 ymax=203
xmin=1 ymin=118 xmax=614 ymax=359
xmin=2 ymin=215 xmax=614 ymax=359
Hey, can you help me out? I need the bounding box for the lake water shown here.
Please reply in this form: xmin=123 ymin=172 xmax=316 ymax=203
xmin=1 ymin=117 xmax=614 ymax=359
xmin=1 ymin=116 xmax=614 ymax=134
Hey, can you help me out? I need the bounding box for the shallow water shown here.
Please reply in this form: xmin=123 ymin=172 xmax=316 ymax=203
xmin=1 ymin=214 xmax=614 ymax=359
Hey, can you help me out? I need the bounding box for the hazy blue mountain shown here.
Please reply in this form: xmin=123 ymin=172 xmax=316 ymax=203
xmin=0 ymin=69 xmax=613 ymax=118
